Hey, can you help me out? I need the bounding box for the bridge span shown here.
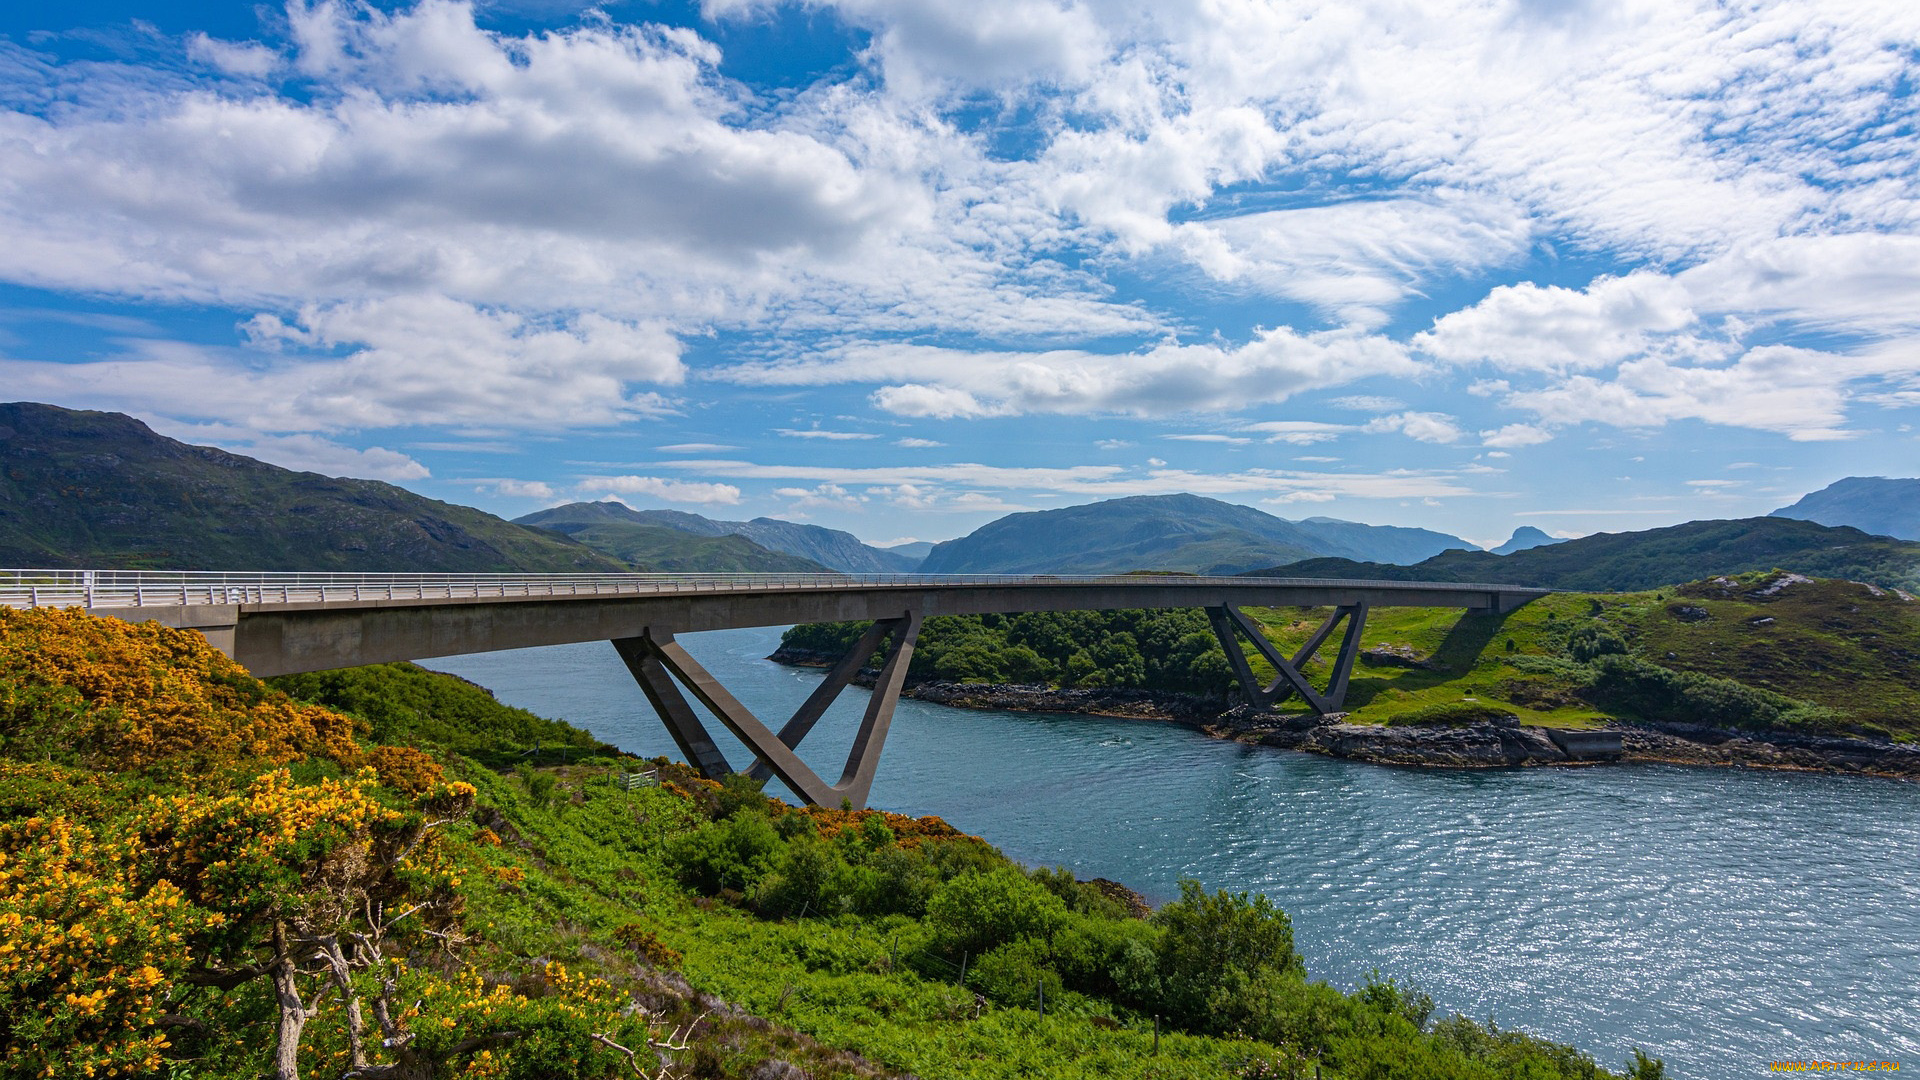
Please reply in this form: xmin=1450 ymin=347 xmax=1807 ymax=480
xmin=3 ymin=569 xmax=1548 ymax=808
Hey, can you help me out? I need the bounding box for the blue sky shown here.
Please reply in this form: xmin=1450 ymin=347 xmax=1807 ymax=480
xmin=2 ymin=0 xmax=1917 ymax=549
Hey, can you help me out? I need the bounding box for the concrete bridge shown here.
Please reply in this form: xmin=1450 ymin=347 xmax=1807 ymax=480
xmin=1 ymin=570 xmax=1547 ymax=808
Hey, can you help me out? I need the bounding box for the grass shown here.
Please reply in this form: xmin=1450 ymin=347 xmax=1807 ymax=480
xmin=1238 ymin=570 xmax=1920 ymax=738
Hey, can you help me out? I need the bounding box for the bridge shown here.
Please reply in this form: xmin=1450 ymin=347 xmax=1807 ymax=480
xmin=1 ymin=569 xmax=1548 ymax=808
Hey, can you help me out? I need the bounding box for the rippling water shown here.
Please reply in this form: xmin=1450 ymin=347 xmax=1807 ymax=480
xmin=421 ymin=626 xmax=1920 ymax=1080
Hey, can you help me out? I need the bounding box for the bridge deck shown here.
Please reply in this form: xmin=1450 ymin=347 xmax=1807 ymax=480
xmin=2 ymin=569 xmax=1547 ymax=677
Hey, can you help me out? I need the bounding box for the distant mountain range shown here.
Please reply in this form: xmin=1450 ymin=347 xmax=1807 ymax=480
xmin=511 ymin=503 xmax=829 ymax=572
xmin=1252 ymin=517 xmax=1920 ymax=592
xmin=1772 ymin=476 xmax=1920 ymax=541
xmin=0 ymin=403 xmax=626 ymax=573
xmin=917 ymin=493 xmax=1474 ymax=575
xmin=1491 ymin=526 xmax=1565 ymax=556
xmin=515 ymin=501 xmax=912 ymax=573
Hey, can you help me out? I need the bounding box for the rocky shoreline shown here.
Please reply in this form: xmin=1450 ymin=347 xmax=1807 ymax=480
xmin=768 ymin=647 xmax=1920 ymax=781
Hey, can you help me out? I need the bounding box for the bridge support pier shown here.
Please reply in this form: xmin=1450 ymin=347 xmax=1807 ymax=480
xmin=1205 ymin=601 xmax=1369 ymax=714
xmin=612 ymin=612 xmax=922 ymax=809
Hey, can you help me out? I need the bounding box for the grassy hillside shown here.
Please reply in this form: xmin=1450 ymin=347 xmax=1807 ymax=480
xmin=783 ymin=570 xmax=1920 ymax=739
xmin=518 ymin=502 xmax=913 ymax=573
xmin=0 ymin=402 xmax=629 ymax=573
xmin=0 ymin=607 xmax=1648 ymax=1080
xmin=530 ymin=520 xmax=833 ymax=573
xmin=917 ymin=494 xmax=1473 ymax=575
xmin=1256 ymin=517 xmax=1920 ymax=592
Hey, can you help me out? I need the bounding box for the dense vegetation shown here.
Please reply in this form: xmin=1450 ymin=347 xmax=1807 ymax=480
xmin=0 ymin=402 xmax=626 ymax=572
xmin=782 ymin=609 xmax=1237 ymax=696
xmin=780 ymin=571 xmax=1920 ymax=738
xmin=1253 ymin=517 xmax=1920 ymax=593
xmin=0 ymin=607 xmax=1660 ymax=1079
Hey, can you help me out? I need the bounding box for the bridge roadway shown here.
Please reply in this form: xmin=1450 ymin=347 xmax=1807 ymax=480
xmin=2 ymin=569 xmax=1549 ymax=808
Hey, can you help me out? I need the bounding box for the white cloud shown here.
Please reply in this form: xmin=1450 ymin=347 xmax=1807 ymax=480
xmin=1415 ymin=273 xmax=1695 ymax=373
xmin=1163 ymin=433 xmax=1251 ymax=445
xmin=581 ymin=474 xmax=742 ymax=504
xmin=775 ymin=427 xmax=881 ymax=440
xmin=894 ymin=437 xmax=945 ymax=447
xmin=1362 ymin=411 xmax=1466 ymax=444
xmin=723 ymin=328 xmax=1418 ymax=418
xmin=1502 ymin=345 xmax=1893 ymax=441
xmin=775 ymin=482 xmax=866 ymax=511
xmin=186 ymin=33 xmax=282 ymax=77
xmin=657 ymin=456 xmax=1486 ymax=503
xmin=1480 ymin=423 xmax=1553 ymax=448
xmin=492 ymin=478 xmax=556 ymax=498
xmin=1327 ymin=396 xmax=1405 ymax=413
xmin=657 ymin=442 xmax=742 ymax=452
xmin=1248 ymin=421 xmax=1354 ymax=445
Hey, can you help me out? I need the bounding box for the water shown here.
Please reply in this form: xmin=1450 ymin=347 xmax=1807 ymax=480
xmin=421 ymin=627 xmax=1920 ymax=1079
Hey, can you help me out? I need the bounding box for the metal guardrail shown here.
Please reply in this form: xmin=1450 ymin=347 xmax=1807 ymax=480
xmin=0 ymin=568 xmax=1542 ymax=612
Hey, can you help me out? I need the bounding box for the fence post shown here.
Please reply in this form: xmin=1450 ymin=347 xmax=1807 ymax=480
xmin=1036 ymin=978 xmax=1043 ymax=1020
xmin=1153 ymin=1014 xmax=1160 ymax=1055
xmin=957 ymin=952 xmax=967 ymax=987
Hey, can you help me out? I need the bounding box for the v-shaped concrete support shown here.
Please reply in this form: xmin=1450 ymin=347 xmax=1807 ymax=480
xmin=613 ymin=614 xmax=922 ymax=809
xmin=1206 ymin=601 xmax=1369 ymax=714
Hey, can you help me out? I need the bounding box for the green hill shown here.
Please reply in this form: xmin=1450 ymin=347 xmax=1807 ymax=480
xmin=517 ymin=501 xmax=914 ymax=572
xmin=1772 ymin=475 xmax=1920 ymax=540
xmin=1250 ymin=517 xmax=1920 ymax=592
xmin=530 ymin=519 xmax=832 ymax=573
xmin=0 ymin=402 xmax=628 ymax=573
xmin=919 ymin=493 xmax=1473 ymax=575
xmin=782 ymin=569 xmax=1920 ymax=739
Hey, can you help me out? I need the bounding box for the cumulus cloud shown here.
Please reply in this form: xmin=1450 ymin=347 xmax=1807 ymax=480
xmin=492 ymin=478 xmax=556 ymax=498
xmin=580 ymin=475 xmax=743 ymax=504
xmin=1415 ymin=273 xmax=1696 ymax=372
xmin=1480 ymin=423 xmax=1553 ymax=448
xmin=1363 ymin=411 xmax=1466 ymax=444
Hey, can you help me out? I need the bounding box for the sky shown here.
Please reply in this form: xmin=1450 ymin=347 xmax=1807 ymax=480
xmin=1 ymin=0 xmax=1917 ymax=550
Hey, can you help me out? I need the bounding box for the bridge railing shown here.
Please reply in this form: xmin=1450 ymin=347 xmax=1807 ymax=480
xmin=0 ymin=568 xmax=1539 ymax=611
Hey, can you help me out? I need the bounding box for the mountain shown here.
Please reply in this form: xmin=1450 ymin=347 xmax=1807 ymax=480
xmin=916 ymin=493 xmax=1474 ymax=575
xmin=1249 ymin=517 xmax=1920 ymax=592
xmin=519 ymin=520 xmax=830 ymax=573
xmin=1772 ymin=477 xmax=1920 ymax=541
xmin=515 ymin=501 xmax=915 ymax=572
xmin=1491 ymin=526 xmax=1565 ymax=556
xmin=884 ymin=540 xmax=936 ymax=567
xmin=0 ymin=402 xmax=628 ymax=573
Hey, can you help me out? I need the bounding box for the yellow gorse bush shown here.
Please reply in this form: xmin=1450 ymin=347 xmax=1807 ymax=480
xmin=0 ymin=607 xmax=363 ymax=773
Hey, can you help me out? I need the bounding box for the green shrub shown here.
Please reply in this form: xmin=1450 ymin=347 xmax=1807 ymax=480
xmin=664 ymin=813 xmax=783 ymax=893
xmin=1153 ymin=879 xmax=1302 ymax=1032
xmin=969 ymin=938 xmax=1064 ymax=1008
xmin=1584 ymin=655 xmax=1836 ymax=730
xmin=925 ymin=867 xmax=1069 ymax=957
